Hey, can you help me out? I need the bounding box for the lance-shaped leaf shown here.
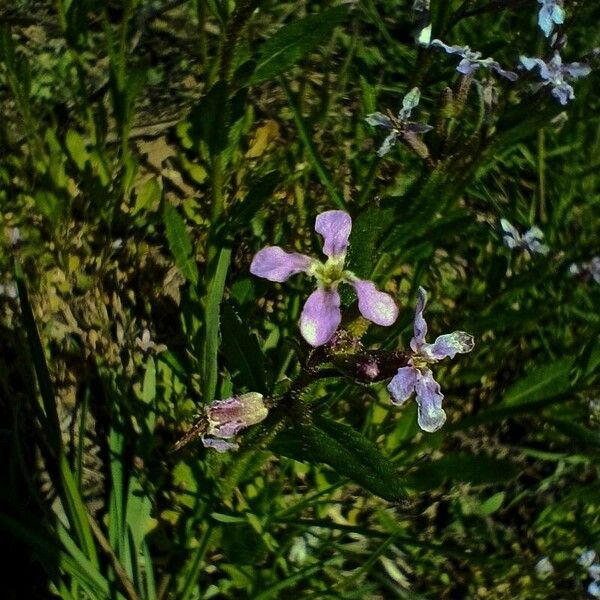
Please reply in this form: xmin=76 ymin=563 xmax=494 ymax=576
xmin=272 ymin=417 xmax=406 ymax=503
xmin=164 ymin=203 xmax=199 ymax=285
xmin=251 ymin=6 xmax=349 ymax=84
xmin=220 ymin=301 xmax=269 ymax=394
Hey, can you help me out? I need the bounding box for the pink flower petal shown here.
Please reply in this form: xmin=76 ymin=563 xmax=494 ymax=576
xmin=415 ymin=368 xmax=446 ymax=432
xmin=300 ymin=287 xmax=341 ymax=347
xmin=410 ymin=287 xmax=429 ymax=352
xmin=351 ymin=279 xmax=398 ymax=326
xmin=387 ymin=366 xmax=418 ymax=405
xmin=315 ymin=211 xmax=352 ymax=259
xmin=250 ymin=246 xmax=313 ymax=282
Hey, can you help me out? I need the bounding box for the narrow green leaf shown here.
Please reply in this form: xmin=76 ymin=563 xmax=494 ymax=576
xmin=480 ymin=491 xmax=506 ymax=515
xmin=272 ymin=417 xmax=406 ymax=503
xmin=405 ymin=454 xmax=520 ymax=490
xmin=282 ymin=78 xmax=346 ymax=210
xmin=347 ymin=206 xmax=394 ymax=278
xmin=251 ymin=6 xmax=349 ymax=84
xmin=142 ymin=357 xmax=157 ymax=435
xmin=220 ymin=301 xmax=268 ymax=394
xmin=65 ymin=130 xmax=88 ymax=170
xmin=202 ymin=247 xmax=232 ymax=402
xmin=502 ymin=358 xmax=573 ymax=406
xmin=188 ymin=82 xmax=229 ymax=155
xmin=15 ymin=262 xmax=98 ymax=565
xmin=164 ymin=203 xmax=199 ymax=285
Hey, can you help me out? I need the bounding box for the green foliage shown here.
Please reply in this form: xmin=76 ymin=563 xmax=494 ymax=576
xmin=1 ymin=1 xmax=599 ymax=599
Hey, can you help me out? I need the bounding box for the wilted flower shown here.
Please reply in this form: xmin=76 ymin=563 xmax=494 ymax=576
xmin=500 ymin=219 xmax=550 ymax=255
xmin=365 ymin=88 xmax=433 ymax=157
xmin=535 ymin=556 xmax=554 ymax=579
xmin=251 ymin=211 xmax=398 ymax=346
xmin=203 ymin=392 xmax=269 ymax=452
xmin=430 ymin=39 xmax=518 ymax=81
xmin=538 ymin=0 xmax=565 ymax=38
xmin=569 ymin=257 xmax=600 ymax=284
xmin=520 ymin=51 xmax=591 ymax=105
xmin=387 ymin=288 xmax=474 ymax=432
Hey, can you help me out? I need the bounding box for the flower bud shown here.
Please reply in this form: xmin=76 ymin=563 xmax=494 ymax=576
xmin=206 ymin=392 xmax=268 ymax=439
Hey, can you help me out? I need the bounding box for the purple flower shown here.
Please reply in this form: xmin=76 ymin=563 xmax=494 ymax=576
xmin=251 ymin=211 xmax=399 ymax=346
xmin=430 ymin=39 xmax=518 ymax=81
xmin=520 ymin=51 xmax=591 ymax=105
xmin=202 ymin=392 xmax=269 ymax=452
xmin=387 ymin=288 xmax=474 ymax=432
xmin=366 ymin=87 xmax=433 ymax=157
xmin=538 ymin=0 xmax=565 ymax=38
xmin=569 ymin=257 xmax=600 ymax=284
xmin=500 ymin=219 xmax=549 ymax=255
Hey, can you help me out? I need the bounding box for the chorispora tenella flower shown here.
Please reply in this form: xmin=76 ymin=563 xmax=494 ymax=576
xmin=500 ymin=219 xmax=550 ymax=255
xmin=537 ymin=0 xmax=565 ymax=38
xmin=430 ymin=39 xmax=518 ymax=81
xmin=250 ymin=210 xmax=399 ymax=347
xmin=520 ymin=51 xmax=591 ymax=105
xmin=366 ymin=87 xmax=433 ymax=157
xmin=569 ymin=256 xmax=600 ymax=284
xmin=387 ymin=287 xmax=474 ymax=432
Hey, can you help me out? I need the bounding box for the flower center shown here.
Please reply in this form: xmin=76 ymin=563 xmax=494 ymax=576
xmin=411 ymin=354 xmax=432 ymax=369
xmin=310 ymin=258 xmax=346 ymax=289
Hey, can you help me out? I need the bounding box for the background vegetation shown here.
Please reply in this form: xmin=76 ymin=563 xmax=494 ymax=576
xmin=1 ymin=0 xmax=599 ymax=598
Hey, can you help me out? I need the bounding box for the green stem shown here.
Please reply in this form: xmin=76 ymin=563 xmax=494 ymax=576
xmin=281 ymin=77 xmax=347 ymax=210
xmin=537 ymin=127 xmax=546 ymax=223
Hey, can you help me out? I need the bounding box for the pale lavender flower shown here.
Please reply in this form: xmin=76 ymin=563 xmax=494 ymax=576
xmin=538 ymin=0 xmax=565 ymax=38
xmin=535 ymin=556 xmax=554 ymax=579
xmin=500 ymin=219 xmax=549 ymax=255
xmin=590 ymin=563 xmax=600 ymax=581
xmin=579 ymin=550 xmax=598 ymax=569
xmin=387 ymin=288 xmax=474 ymax=433
xmin=135 ymin=328 xmax=167 ymax=354
xmin=203 ymin=392 xmax=269 ymax=452
xmin=251 ymin=211 xmax=398 ymax=346
xmin=569 ymin=257 xmax=600 ymax=284
xmin=520 ymin=51 xmax=591 ymax=105
xmin=590 ymin=581 xmax=600 ymax=599
xmin=430 ymin=39 xmax=518 ymax=81
xmin=366 ymin=87 xmax=433 ymax=157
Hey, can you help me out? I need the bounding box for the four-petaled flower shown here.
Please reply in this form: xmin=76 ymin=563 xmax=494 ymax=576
xmin=250 ymin=210 xmax=399 ymax=347
xmin=203 ymin=392 xmax=269 ymax=452
xmin=537 ymin=0 xmax=565 ymax=38
xmin=500 ymin=219 xmax=549 ymax=255
xmin=430 ymin=39 xmax=518 ymax=81
xmin=520 ymin=51 xmax=591 ymax=105
xmin=387 ymin=288 xmax=474 ymax=432
xmin=366 ymin=87 xmax=433 ymax=157
xmin=569 ymin=257 xmax=600 ymax=284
